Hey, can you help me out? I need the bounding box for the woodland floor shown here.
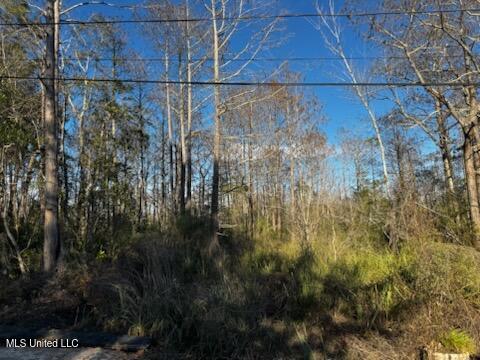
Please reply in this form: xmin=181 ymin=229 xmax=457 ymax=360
xmin=2 ymin=238 xmax=479 ymax=359
xmin=0 ymin=276 xmax=366 ymax=359
xmin=0 ymin=274 xmax=146 ymax=360
xmin=0 ymin=347 xmax=138 ymax=360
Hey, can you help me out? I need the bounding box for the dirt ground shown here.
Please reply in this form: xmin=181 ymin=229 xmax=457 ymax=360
xmin=0 ymin=347 xmax=140 ymax=360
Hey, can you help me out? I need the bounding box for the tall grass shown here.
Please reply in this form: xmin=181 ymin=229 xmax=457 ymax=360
xmin=85 ymin=211 xmax=480 ymax=358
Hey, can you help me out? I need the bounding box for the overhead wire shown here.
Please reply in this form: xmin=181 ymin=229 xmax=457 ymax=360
xmin=8 ymin=52 xmax=475 ymax=64
xmin=1 ymin=75 xmax=478 ymax=88
xmin=1 ymin=6 xmax=477 ymax=88
xmin=0 ymin=7 xmax=479 ymax=27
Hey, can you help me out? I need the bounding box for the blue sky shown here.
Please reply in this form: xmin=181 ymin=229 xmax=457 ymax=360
xmin=60 ymin=0 xmax=396 ymax=147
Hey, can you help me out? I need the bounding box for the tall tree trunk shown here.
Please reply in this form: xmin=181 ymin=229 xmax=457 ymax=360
xmin=42 ymin=0 xmax=60 ymax=272
xmin=290 ymin=154 xmax=295 ymax=213
xmin=161 ymin=112 xmax=166 ymax=223
xmin=200 ymin=169 xmax=205 ymax=211
xmin=440 ymin=134 xmax=456 ymax=196
xmin=178 ymin=53 xmax=186 ymax=213
xmin=210 ymin=0 xmax=221 ymax=250
xmin=164 ymin=46 xmax=175 ymax=213
xmin=247 ymin=104 xmax=255 ymax=238
xmin=138 ymin=91 xmax=146 ymax=226
xmin=59 ymin=97 xmax=69 ymax=225
xmin=185 ymin=0 xmax=193 ymax=210
xmin=56 ymin=1 xmax=67 ymax=226
xmin=435 ymin=101 xmax=456 ymax=196
xmin=77 ymin=115 xmax=86 ymax=247
xmin=109 ymin=52 xmax=118 ymax=233
xmin=463 ymin=128 xmax=480 ymax=250
xmin=364 ymin=102 xmax=390 ymax=196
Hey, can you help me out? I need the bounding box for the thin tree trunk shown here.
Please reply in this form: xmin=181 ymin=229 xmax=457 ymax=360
xmin=435 ymin=101 xmax=456 ymax=196
xmin=1 ymin=150 xmax=26 ymax=274
xmin=137 ymin=88 xmax=146 ymax=225
xmin=178 ymin=52 xmax=186 ymax=213
xmin=59 ymin=97 xmax=68 ymax=224
xmin=56 ymin=0 xmax=67 ymax=226
xmin=200 ymin=169 xmax=205 ymax=211
xmin=161 ymin=112 xmax=166 ymax=223
xmin=77 ymin=118 xmax=86 ymax=246
xmin=247 ymin=104 xmax=255 ymax=238
xmin=40 ymin=87 xmax=46 ymax=227
xmin=3 ymin=200 xmax=26 ymax=275
xmin=19 ymin=150 xmax=37 ymax=222
xmin=109 ymin=51 xmax=118 ymax=232
xmin=185 ymin=0 xmax=193 ymax=210
xmin=210 ymin=0 xmax=221 ymax=250
xmin=363 ymin=102 xmax=390 ymax=196
xmin=440 ymin=135 xmax=455 ymax=196
xmin=164 ymin=46 xmax=175 ymax=213
xmin=463 ymin=128 xmax=480 ymax=250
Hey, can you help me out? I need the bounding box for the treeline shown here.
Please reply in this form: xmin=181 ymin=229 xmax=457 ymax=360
xmin=0 ymin=0 xmax=479 ymax=274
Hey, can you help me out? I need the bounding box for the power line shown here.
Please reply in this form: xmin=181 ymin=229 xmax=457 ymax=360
xmin=1 ymin=7 xmax=479 ymax=27
xmin=1 ymin=75 xmax=478 ymax=88
xmin=65 ymin=56 xmax=395 ymax=62
xmin=11 ymin=53 xmax=474 ymax=64
xmin=7 ymin=56 xmax=391 ymax=63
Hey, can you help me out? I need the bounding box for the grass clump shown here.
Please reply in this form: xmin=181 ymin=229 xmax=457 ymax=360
xmin=322 ymin=248 xmax=412 ymax=326
xmin=412 ymin=243 xmax=480 ymax=306
xmin=439 ymin=329 xmax=476 ymax=354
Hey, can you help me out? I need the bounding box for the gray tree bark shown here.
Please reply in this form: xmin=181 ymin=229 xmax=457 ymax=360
xmin=42 ymin=0 xmax=60 ymax=272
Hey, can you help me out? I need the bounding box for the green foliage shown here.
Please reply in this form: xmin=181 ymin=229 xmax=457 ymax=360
xmin=0 ymin=119 xmax=32 ymax=148
xmin=322 ymin=248 xmax=412 ymax=325
xmin=319 ymin=242 xmax=480 ymax=328
xmin=439 ymin=329 xmax=476 ymax=354
xmin=0 ymin=1 xmax=29 ymax=18
xmin=433 ymin=194 xmax=473 ymax=245
xmin=412 ymin=243 xmax=480 ymax=306
xmin=350 ymin=188 xmax=391 ymax=246
xmin=253 ymin=216 xmax=286 ymax=242
xmin=95 ymin=249 xmax=107 ymax=261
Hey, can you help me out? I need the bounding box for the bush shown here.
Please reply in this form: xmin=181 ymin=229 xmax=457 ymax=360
xmin=412 ymin=243 xmax=480 ymax=306
xmin=439 ymin=329 xmax=476 ymax=354
xmin=322 ymin=248 xmax=412 ymax=326
xmin=115 ymin=240 xmax=184 ymax=340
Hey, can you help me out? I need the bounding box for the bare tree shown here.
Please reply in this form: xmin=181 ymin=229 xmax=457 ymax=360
xmin=205 ymin=0 xmax=277 ymax=248
xmin=313 ymin=0 xmax=391 ymax=197
xmin=363 ymin=0 xmax=480 ymax=248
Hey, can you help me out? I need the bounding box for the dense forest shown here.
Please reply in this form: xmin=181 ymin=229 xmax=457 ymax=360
xmin=1 ymin=0 xmax=480 ymax=359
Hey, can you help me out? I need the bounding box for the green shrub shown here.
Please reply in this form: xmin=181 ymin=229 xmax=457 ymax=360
xmin=322 ymin=248 xmax=412 ymax=325
xmin=412 ymin=243 xmax=480 ymax=306
xmin=439 ymin=329 xmax=476 ymax=354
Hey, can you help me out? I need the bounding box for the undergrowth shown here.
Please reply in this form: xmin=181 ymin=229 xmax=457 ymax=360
xmin=3 ymin=211 xmax=480 ymax=358
xmin=89 ymin=220 xmax=480 ymax=358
